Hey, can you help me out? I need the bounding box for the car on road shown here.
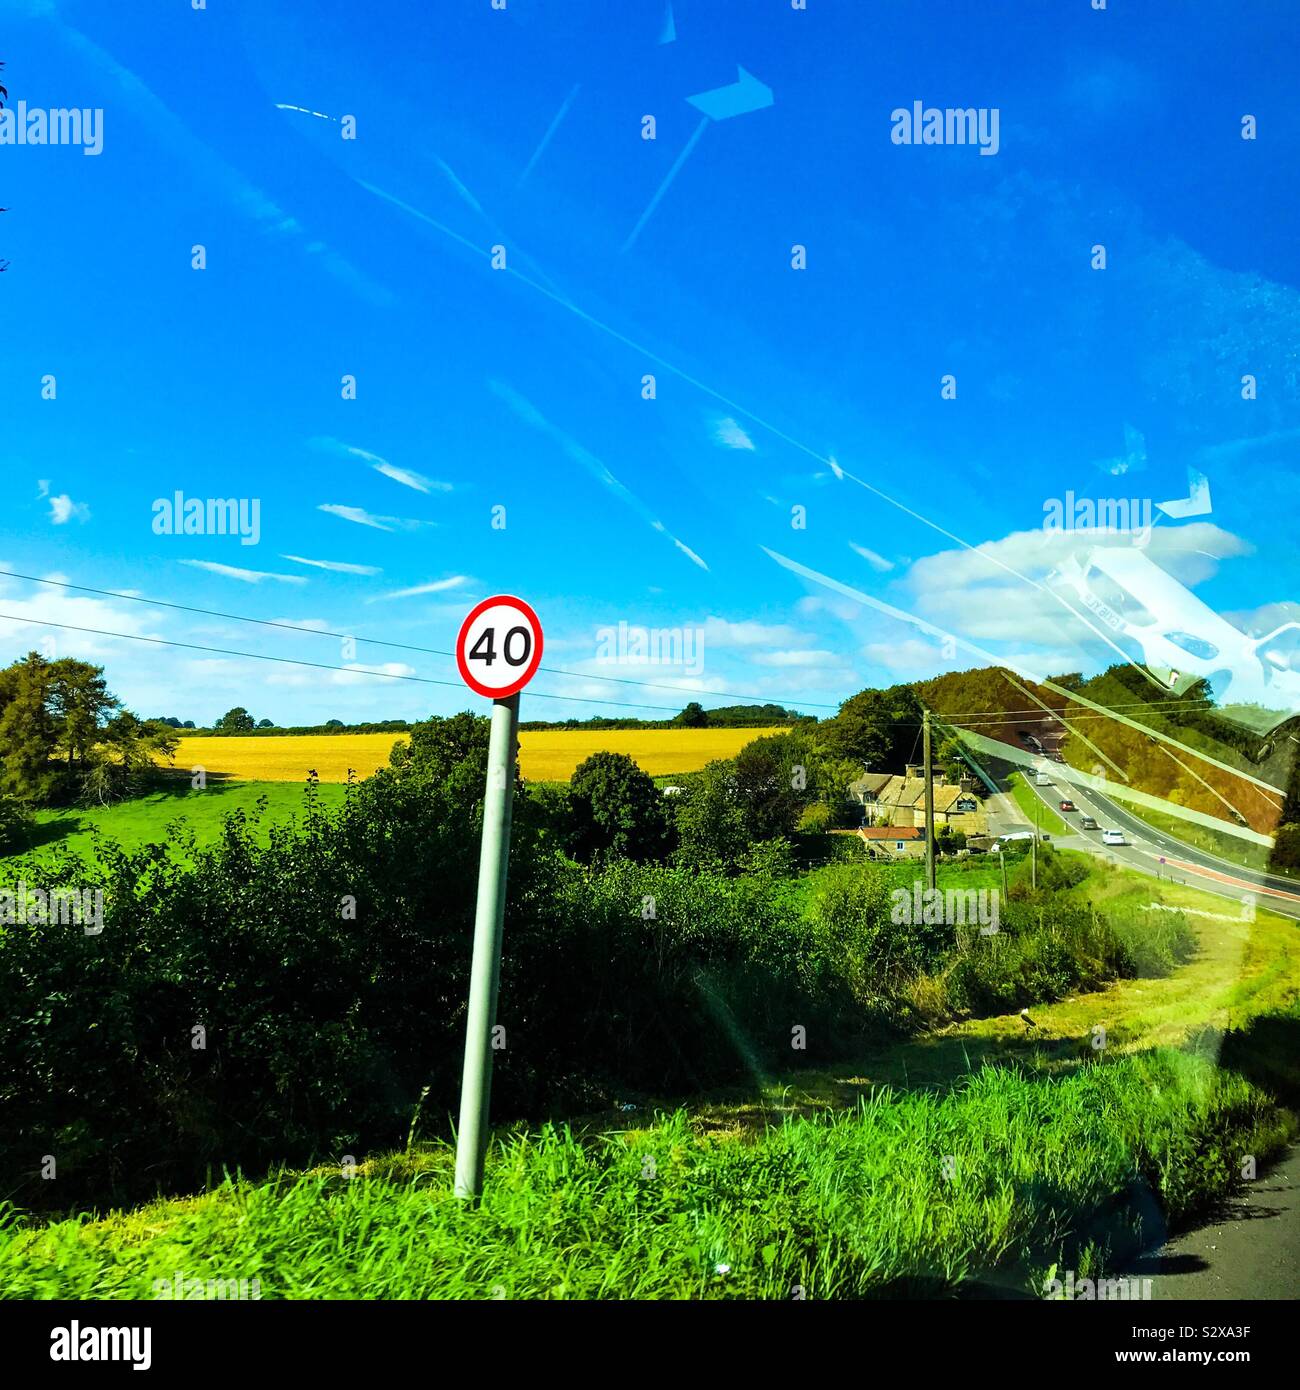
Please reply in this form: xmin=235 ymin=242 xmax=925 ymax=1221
xmin=1102 ymin=829 xmax=1127 ymax=846
xmin=1034 ymin=772 xmax=1052 ymax=786
xmin=1080 ymin=815 xmax=1098 ymax=829
xmin=1059 ymin=799 xmax=1076 ymax=812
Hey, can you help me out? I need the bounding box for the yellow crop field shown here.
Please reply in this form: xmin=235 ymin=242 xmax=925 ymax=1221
xmin=516 ymin=728 xmax=786 ymax=781
xmin=170 ymin=728 xmax=785 ymax=785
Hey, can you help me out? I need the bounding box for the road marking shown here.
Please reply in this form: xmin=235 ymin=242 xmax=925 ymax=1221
xmin=1141 ymin=852 xmax=1300 ymax=904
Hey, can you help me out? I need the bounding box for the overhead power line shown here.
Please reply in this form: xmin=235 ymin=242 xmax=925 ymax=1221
xmin=0 ymin=569 xmax=842 ymax=711
xmin=0 ymin=613 xmax=699 ymax=716
xmin=2 ymin=571 xmax=1281 ymax=738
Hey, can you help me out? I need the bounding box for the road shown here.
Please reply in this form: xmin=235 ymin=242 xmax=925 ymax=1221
xmin=991 ymin=767 xmax=1300 ymax=923
xmin=984 ymin=762 xmax=1300 ymax=1297
xmin=1124 ymin=1143 xmax=1300 ymax=1299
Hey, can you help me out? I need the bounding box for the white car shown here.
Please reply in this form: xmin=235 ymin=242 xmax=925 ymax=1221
xmin=1101 ymin=829 xmax=1126 ymax=846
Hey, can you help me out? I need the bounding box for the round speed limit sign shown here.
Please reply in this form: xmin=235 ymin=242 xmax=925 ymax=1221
xmin=456 ymin=595 xmax=544 ymax=700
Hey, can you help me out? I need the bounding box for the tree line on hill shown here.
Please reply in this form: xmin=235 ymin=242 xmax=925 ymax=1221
xmin=175 ymin=700 xmax=815 ymax=735
xmin=520 ymin=701 xmax=814 ymax=732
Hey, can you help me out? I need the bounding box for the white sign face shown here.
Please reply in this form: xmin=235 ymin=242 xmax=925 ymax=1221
xmin=456 ymin=595 xmax=544 ymax=699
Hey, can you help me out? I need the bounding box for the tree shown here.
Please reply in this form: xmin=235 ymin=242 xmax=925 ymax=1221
xmin=1271 ymin=823 xmax=1300 ymax=873
xmin=374 ymin=710 xmax=497 ymax=811
xmin=671 ymin=760 xmax=750 ymax=870
xmin=820 ymin=682 xmax=924 ymax=771
xmin=0 ymin=653 xmax=181 ymax=806
xmin=182 ymin=720 xmax=196 ymax=730
xmin=673 ymin=701 xmax=708 ymax=728
xmin=49 ymin=658 xmax=118 ymax=772
xmin=936 ymin=825 xmax=967 ymax=855
xmin=567 ymin=751 xmax=670 ymax=862
xmin=257 ymin=718 xmax=274 ymax=729
xmin=0 ymin=652 xmax=60 ymax=800
xmin=732 ymin=733 xmax=804 ymax=840
xmin=325 ymin=719 xmax=345 ymax=728
xmin=214 ymin=707 xmax=255 ymax=732
xmin=935 ymin=733 xmax=970 ymax=787
xmin=79 ymin=713 xmax=178 ymax=806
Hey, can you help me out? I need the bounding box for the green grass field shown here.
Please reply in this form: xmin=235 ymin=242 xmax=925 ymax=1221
xmin=4 ymin=780 xmax=349 ymax=867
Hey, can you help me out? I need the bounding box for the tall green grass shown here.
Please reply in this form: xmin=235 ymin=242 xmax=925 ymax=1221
xmin=3 ymin=1049 xmax=1289 ymax=1300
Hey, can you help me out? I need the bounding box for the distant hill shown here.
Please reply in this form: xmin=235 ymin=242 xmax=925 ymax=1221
xmin=908 ymin=663 xmax=1289 ymax=839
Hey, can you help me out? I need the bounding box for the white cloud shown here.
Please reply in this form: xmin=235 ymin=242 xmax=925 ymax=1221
xmin=0 ymin=575 xmax=162 ymax=664
xmin=179 ymin=560 xmax=307 ymax=585
xmin=373 ymin=461 xmax=452 ymax=494
xmin=750 ymin=648 xmax=847 ymax=669
xmin=673 ymin=539 xmax=710 ymax=571
xmin=1227 ymin=600 xmax=1300 ymax=638
xmin=701 ymin=616 xmax=810 ymax=649
xmin=318 ymin=504 xmax=432 ymax=532
xmin=281 ymin=554 xmax=381 ymax=576
xmin=863 ymin=638 xmax=956 ymax=677
xmin=849 ymin=541 xmax=894 ymax=572
xmin=714 ymin=417 xmax=756 ymax=451
xmin=268 ymin=617 xmax=331 ymax=631
xmin=313 ymin=438 xmax=452 ymax=495
xmin=896 ymin=521 xmax=1253 ymax=654
xmin=48 ymin=493 xmax=90 ymax=525
xmin=370 ymin=576 xmax=469 ymax=602
xmin=796 ymin=594 xmax=862 ymax=621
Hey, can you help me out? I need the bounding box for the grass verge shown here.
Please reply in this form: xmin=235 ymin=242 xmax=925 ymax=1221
xmin=1007 ymin=772 xmax=1071 ymax=836
xmin=1 ymin=1049 xmax=1290 ymax=1300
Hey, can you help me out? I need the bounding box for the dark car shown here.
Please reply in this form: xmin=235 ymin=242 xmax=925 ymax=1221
xmin=1080 ymin=815 xmax=1098 ymax=830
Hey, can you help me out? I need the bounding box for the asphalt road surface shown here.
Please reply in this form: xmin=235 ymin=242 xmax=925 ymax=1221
xmin=1124 ymin=1143 xmax=1300 ymax=1299
xmin=1000 ymin=768 xmax=1300 ymax=923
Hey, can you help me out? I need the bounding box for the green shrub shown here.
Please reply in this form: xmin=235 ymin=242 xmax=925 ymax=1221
xmin=796 ymin=801 xmax=832 ymax=834
xmin=0 ymin=722 xmax=883 ymax=1209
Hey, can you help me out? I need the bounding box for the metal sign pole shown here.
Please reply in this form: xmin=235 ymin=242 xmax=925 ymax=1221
xmin=454 ymin=691 xmax=520 ymax=1200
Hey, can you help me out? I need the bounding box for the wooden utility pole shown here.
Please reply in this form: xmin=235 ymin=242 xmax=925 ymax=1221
xmin=923 ymin=708 xmax=936 ymax=891
xmin=1031 ymin=797 xmax=1039 ymax=891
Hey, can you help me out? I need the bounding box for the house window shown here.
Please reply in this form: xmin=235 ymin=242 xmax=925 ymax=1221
xmin=895 ymin=840 xmax=905 ymax=851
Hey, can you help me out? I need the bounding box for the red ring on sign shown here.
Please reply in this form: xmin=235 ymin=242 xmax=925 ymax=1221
xmin=455 ymin=594 xmax=544 ymax=700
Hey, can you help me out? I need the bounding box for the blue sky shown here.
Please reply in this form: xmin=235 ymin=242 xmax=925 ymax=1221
xmin=1 ymin=0 xmax=1298 ymax=729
